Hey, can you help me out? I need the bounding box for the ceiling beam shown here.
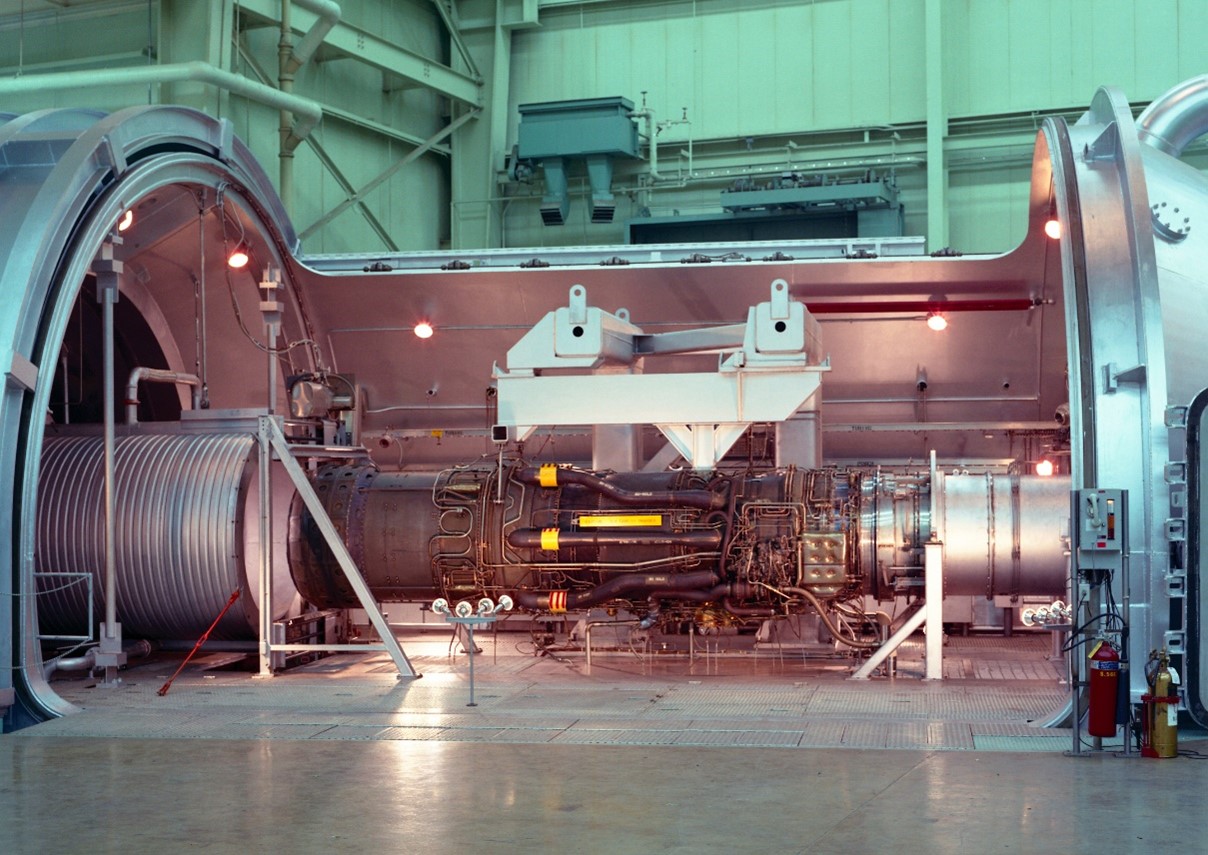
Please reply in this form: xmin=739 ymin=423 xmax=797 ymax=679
xmin=237 ymin=0 xmax=482 ymax=107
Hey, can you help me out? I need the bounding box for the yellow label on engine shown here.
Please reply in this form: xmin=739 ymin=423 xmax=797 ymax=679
xmin=577 ymin=514 xmax=664 ymax=528
xmin=540 ymin=527 xmax=560 ymax=550
xmin=539 ymin=463 xmax=559 ymax=487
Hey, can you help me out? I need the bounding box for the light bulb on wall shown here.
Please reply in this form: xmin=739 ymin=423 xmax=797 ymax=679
xmin=926 ymin=312 xmax=948 ymax=331
xmin=413 ymin=321 xmax=434 ymax=339
xmin=1044 ymin=218 xmax=1062 ymax=240
xmin=117 ymin=210 xmax=134 ymax=232
xmin=1035 ymin=459 xmax=1055 ymax=477
xmin=227 ymin=242 xmax=250 ymax=269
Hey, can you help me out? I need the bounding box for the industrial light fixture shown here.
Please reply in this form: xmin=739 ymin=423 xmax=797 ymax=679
xmin=413 ymin=321 xmax=434 ymax=339
xmin=926 ymin=311 xmax=948 ymax=331
xmin=227 ymin=242 xmax=251 ymax=269
xmin=117 ymin=210 xmax=134 ymax=232
xmin=1035 ymin=459 xmax=1055 ymax=477
xmin=1044 ymin=218 xmax=1062 ymax=240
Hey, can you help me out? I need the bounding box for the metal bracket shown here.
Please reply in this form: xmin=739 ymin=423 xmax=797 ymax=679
xmin=4 ymin=348 xmax=38 ymax=392
xmin=1165 ymin=405 xmax=1189 ymax=429
xmin=1166 ymin=575 xmax=1186 ymax=598
xmin=1083 ymin=121 xmax=1120 ymax=162
xmin=1165 ymin=461 xmax=1187 ymax=484
xmin=1164 ymin=630 xmax=1186 ymax=656
xmin=1166 ymin=517 xmax=1186 ymax=543
xmin=1104 ymin=362 xmax=1146 ymax=393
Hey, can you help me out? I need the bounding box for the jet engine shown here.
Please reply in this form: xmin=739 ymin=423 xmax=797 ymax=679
xmin=288 ymin=459 xmax=1069 ymax=642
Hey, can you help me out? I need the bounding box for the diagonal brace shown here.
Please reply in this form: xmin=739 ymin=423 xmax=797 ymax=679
xmin=262 ymin=416 xmax=417 ymax=678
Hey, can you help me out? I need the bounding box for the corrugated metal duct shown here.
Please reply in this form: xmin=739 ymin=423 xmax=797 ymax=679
xmin=36 ymin=434 xmax=298 ymax=641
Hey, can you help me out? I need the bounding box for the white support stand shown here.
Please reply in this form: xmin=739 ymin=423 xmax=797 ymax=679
xmin=850 ymin=603 xmax=925 ymax=680
xmin=850 ymin=540 xmax=945 ymax=680
xmin=256 ymin=415 xmax=418 ymax=679
xmin=924 ymin=541 xmax=944 ymax=680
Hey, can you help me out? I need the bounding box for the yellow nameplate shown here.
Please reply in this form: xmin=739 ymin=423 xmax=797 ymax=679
xmin=577 ymin=514 xmax=664 ymax=528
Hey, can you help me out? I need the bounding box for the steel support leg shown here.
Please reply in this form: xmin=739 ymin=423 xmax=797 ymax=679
xmin=924 ymin=541 xmax=944 ymax=680
xmin=850 ymin=540 xmax=945 ymax=680
xmin=94 ymin=253 xmax=126 ymax=687
xmin=262 ymin=416 xmax=417 ymax=678
xmin=850 ymin=602 xmax=925 ymax=680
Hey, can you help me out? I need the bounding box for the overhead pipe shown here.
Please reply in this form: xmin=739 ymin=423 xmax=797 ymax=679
xmin=280 ymin=0 xmax=295 ymax=213
xmin=0 ymin=62 xmax=323 ymax=151
xmin=629 ymin=99 xmax=691 ymax=187
xmin=804 ymin=298 xmax=1040 ymax=315
xmin=285 ymin=0 xmax=342 ymax=76
xmin=629 ymin=104 xmax=662 ymax=181
xmin=1137 ymin=74 xmax=1208 ymax=158
xmin=125 ymin=367 xmax=202 ymax=425
xmin=278 ymin=1 xmax=341 ymax=212
xmin=514 ymin=466 xmax=726 ymax=510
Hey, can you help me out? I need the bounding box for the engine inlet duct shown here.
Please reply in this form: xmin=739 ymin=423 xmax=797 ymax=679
xmin=289 ymin=461 xmax=1070 ymax=624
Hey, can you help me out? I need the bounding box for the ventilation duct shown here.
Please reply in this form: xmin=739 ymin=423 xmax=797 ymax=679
xmin=516 ymin=97 xmax=639 ymax=226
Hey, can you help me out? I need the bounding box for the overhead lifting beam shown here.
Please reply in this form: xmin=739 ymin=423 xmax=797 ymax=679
xmin=238 ymin=0 xmax=483 ymax=107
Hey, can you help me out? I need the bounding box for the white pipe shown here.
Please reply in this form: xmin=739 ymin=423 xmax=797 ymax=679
xmin=0 ymin=61 xmax=323 ymax=151
xmin=287 ymin=0 xmax=342 ymax=75
xmin=280 ymin=0 xmax=295 ymax=214
xmin=629 ymin=107 xmax=661 ymax=180
xmin=1136 ymin=74 xmax=1208 ymax=158
xmin=278 ymin=1 xmax=341 ymax=212
xmin=43 ymin=640 xmax=153 ymax=682
xmin=125 ymin=367 xmax=202 ymax=425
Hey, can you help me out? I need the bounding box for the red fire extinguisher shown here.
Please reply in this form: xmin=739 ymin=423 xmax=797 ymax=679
xmin=1087 ymin=639 xmax=1121 ymax=737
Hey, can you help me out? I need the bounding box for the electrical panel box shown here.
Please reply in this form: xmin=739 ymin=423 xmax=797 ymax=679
xmin=1074 ymin=488 xmax=1126 ymax=552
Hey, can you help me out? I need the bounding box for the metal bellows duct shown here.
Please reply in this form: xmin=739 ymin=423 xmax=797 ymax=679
xmin=36 ymin=434 xmax=298 ymax=641
xmin=935 ymin=472 xmax=1071 ymax=598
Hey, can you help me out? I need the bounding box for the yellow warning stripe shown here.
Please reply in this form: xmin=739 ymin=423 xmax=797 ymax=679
xmin=548 ymin=590 xmax=568 ymax=613
xmin=539 ymin=463 xmax=559 ymax=487
xmin=540 ymin=527 xmax=560 ymax=551
xmin=577 ymin=514 xmax=665 ymax=528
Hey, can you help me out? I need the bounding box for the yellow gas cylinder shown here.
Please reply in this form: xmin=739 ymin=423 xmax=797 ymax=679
xmin=1150 ymin=650 xmax=1179 ymax=759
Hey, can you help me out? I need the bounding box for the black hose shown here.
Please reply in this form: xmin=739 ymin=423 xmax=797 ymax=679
xmin=513 ymin=570 xmax=719 ymax=611
xmin=516 ymin=466 xmax=726 ymax=510
xmin=507 ymin=529 xmax=722 ymax=549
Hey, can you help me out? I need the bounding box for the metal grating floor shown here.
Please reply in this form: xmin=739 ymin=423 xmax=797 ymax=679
xmin=17 ymin=630 xmax=1099 ymax=752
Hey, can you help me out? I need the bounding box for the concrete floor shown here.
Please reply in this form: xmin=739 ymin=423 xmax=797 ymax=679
xmin=4 ymin=632 xmax=1208 ymax=853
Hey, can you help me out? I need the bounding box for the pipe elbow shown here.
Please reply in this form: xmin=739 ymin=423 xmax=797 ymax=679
xmin=1137 ymin=74 xmax=1208 ymax=158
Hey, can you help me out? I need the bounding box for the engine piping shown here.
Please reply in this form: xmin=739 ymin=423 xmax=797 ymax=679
xmin=1137 ymin=74 xmax=1208 ymax=158
xmin=507 ymin=529 xmax=722 ymax=549
xmin=512 ymin=570 xmax=719 ymax=612
xmin=515 ymin=466 xmax=726 ymax=510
